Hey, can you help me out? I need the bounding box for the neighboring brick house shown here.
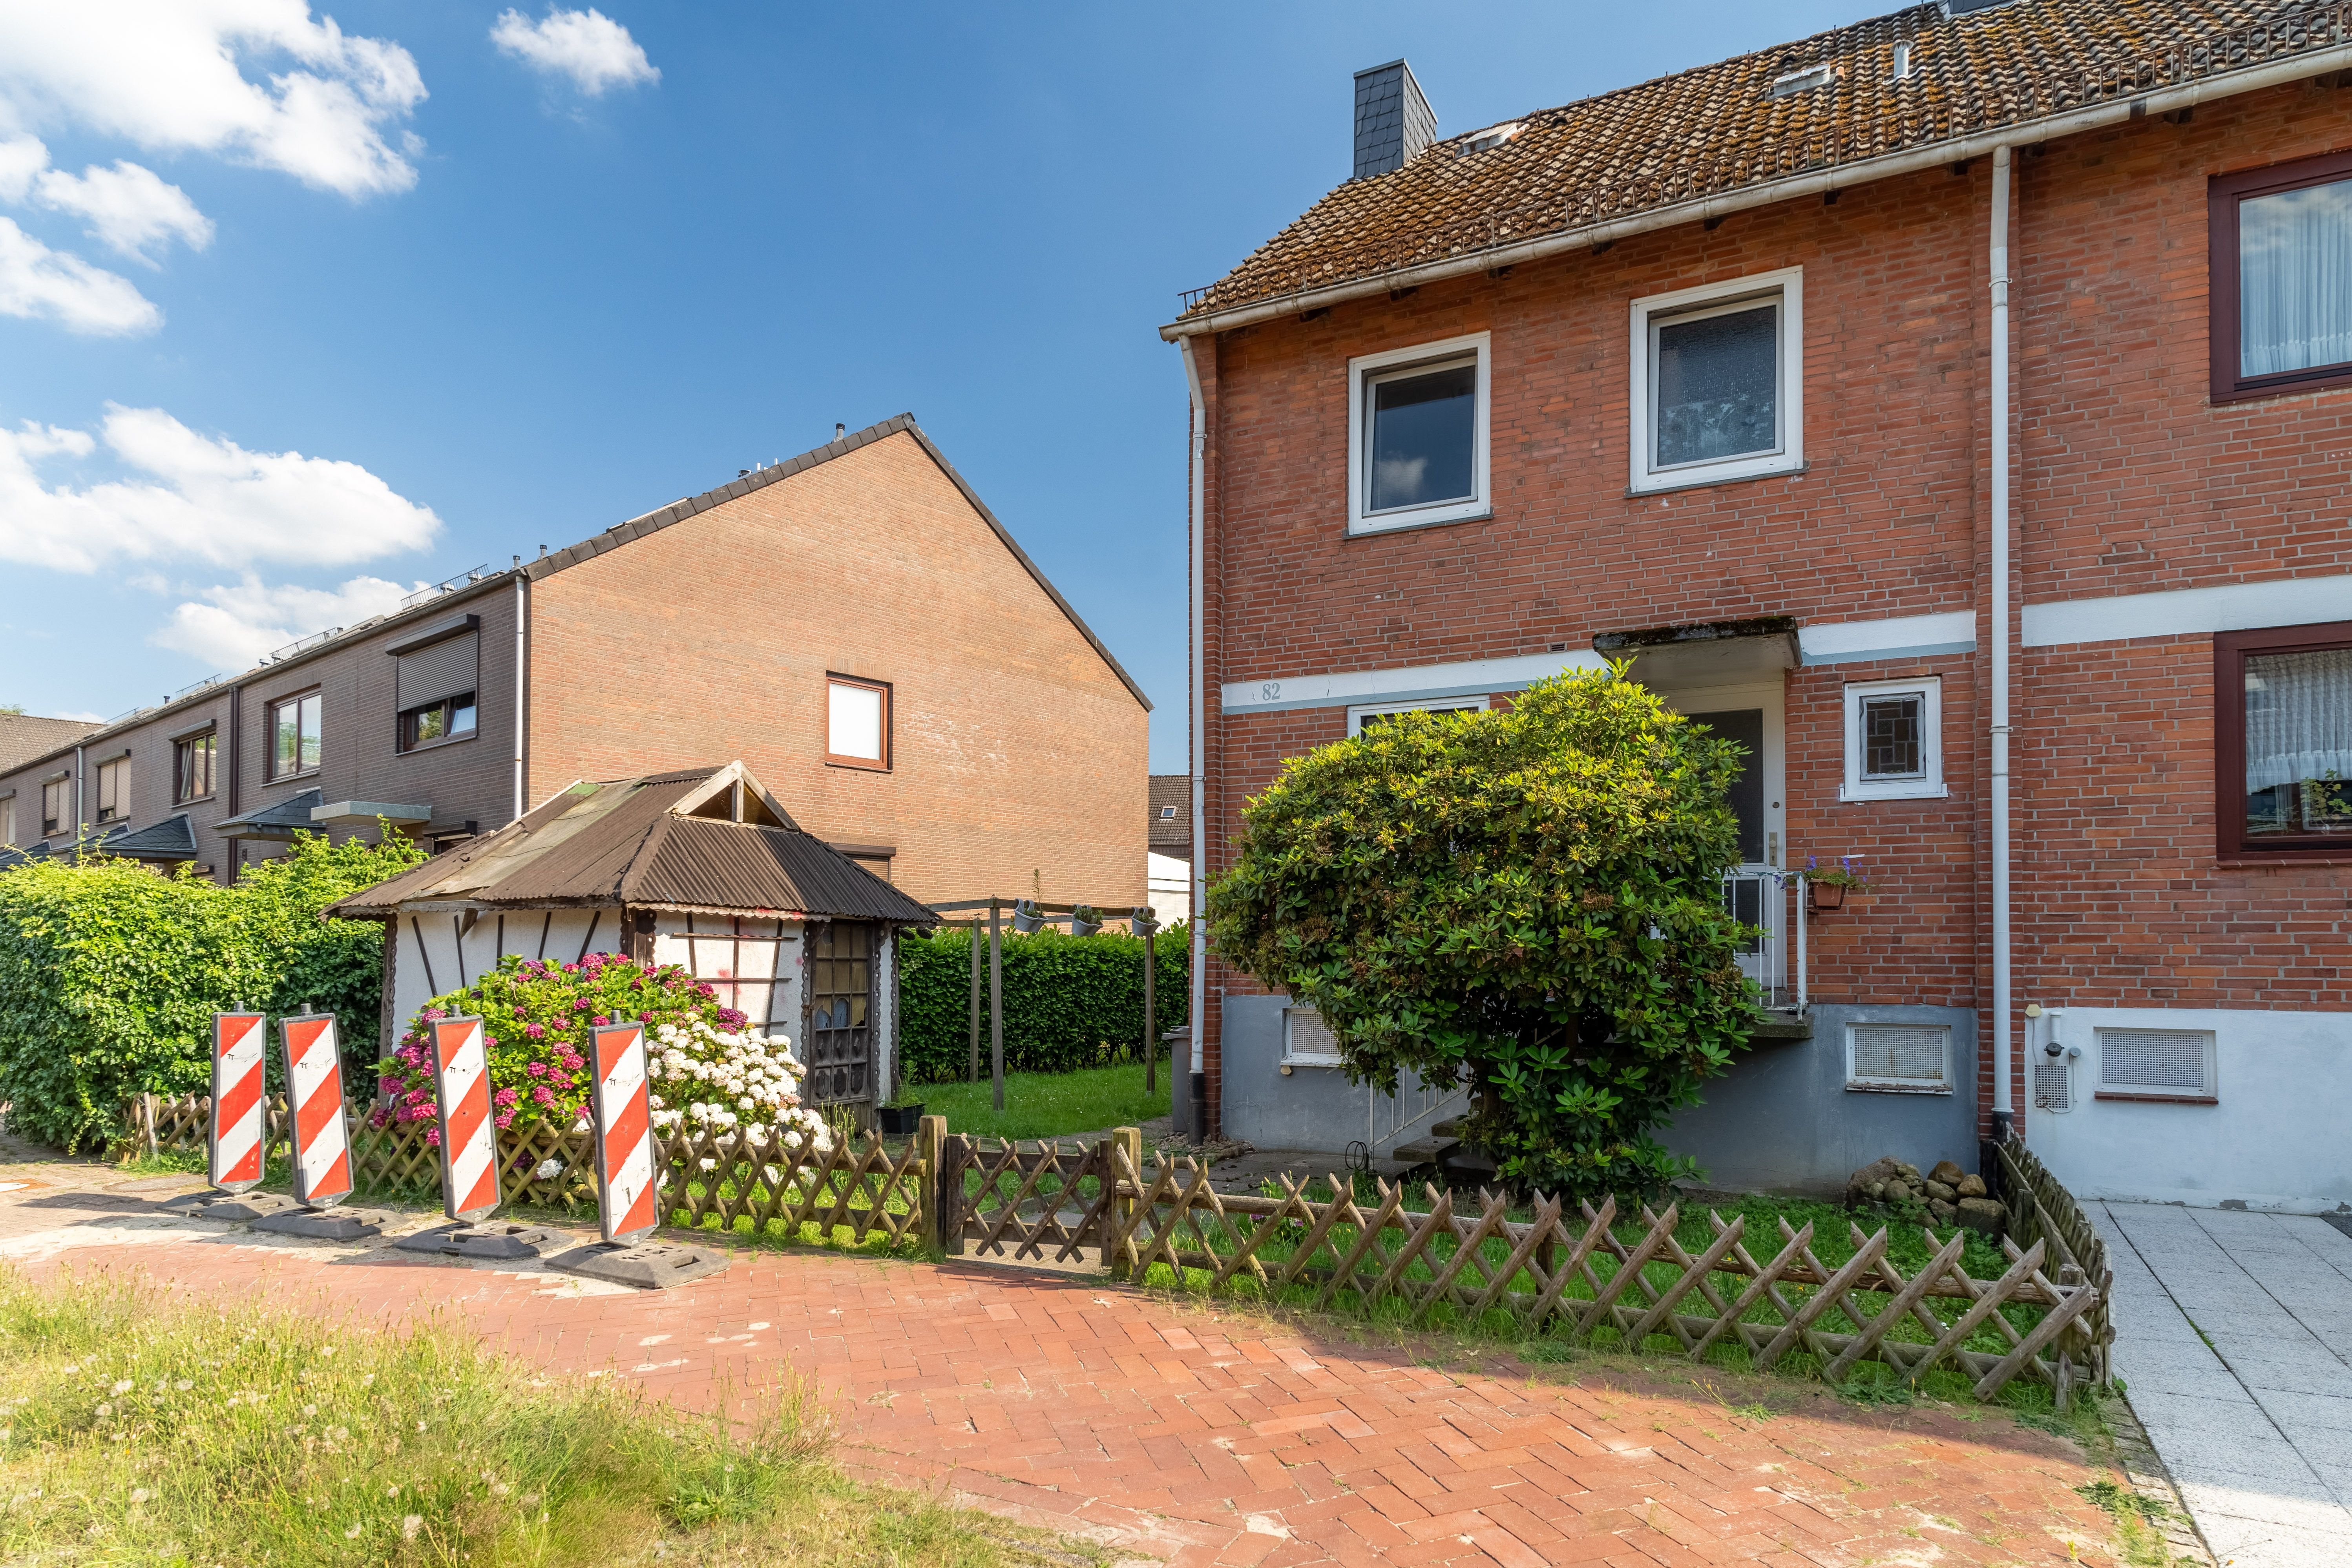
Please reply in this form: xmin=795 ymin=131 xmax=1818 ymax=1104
xmin=1167 ymin=1 xmax=2352 ymax=1211
xmin=0 ymin=414 xmax=1149 ymax=960
xmin=1147 ymin=772 xmax=1192 ymax=924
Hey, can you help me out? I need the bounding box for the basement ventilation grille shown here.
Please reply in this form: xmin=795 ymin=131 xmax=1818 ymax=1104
xmin=1848 ymin=1023 xmax=1949 ymax=1089
xmin=2098 ymin=1027 xmax=2216 ymax=1099
xmin=2033 ymin=1061 xmax=2073 ymax=1112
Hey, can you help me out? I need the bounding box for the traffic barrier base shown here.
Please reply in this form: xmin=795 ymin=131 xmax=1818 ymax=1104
xmin=394 ymin=1220 xmax=562 ymax=1260
xmin=166 ymin=1190 xmax=303 ymax=1223
xmin=549 ymin=1237 xmax=728 ymax=1290
xmin=251 ymin=1207 xmax=393 ymax=1242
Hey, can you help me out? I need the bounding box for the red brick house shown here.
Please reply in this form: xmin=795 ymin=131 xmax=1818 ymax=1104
xmin=1168 ymin=3 xmax=2352 ymax=1212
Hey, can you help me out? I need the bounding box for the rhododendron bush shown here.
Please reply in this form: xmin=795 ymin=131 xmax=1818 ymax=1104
xmin=376 ymin=952 xmax=822 ymax=1152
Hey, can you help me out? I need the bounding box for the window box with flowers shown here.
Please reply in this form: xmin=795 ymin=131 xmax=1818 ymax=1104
xmin=1803 ymin=856 xmax=1870 ymax=913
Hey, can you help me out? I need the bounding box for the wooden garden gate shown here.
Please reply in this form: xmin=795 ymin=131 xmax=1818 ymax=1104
xmin=935 ymin=1132 xmax=1134 ymax=1267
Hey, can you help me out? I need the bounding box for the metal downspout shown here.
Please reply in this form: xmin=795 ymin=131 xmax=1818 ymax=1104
xmin=1991 ymin=145 xmax=2016 ymax=1139
xmin=1181 ymin=337 xmax=1208 ymax=1139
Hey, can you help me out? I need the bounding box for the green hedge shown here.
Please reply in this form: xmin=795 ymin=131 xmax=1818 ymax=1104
xmin=0 ymin=834 xmax=422 ymax=1152
xmin=898 ymin=924 xmax=1188 ymax=1085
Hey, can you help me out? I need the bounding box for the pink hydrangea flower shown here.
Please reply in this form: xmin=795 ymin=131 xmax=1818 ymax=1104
xmin=524 ymin=1023 xmax=545 ymax=1039
xmin=531 ymin=1085 xmax=554 ymax=1106
xmin=494 ymin=1110 xmax=515 ymax=1129
xmin=591 ymin=1015 xmax=609 ymax=1027
xmin=494 ymin=1088 xmax=519 ymax=1106
xmin=424 ymin=1128 xmax=442 ymax=1148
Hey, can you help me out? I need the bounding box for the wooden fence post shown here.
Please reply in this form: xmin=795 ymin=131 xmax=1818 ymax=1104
xmin=141 ymin=1093 xmax=158 ymax=1160
xmin=1110 ymin=1125 xmax=1141 ymax=1278
xmin=915 ymin=1115 xmax=946 ymax=1253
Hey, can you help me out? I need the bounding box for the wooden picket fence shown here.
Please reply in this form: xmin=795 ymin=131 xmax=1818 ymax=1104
xmin=1103 ymin=1150 xmax=2106 ymax=1406
xmin=131 ymin=1093 xmax=926 ymax=1247
xmin=1996 ymin=1137 xmax=2116 ymax=1382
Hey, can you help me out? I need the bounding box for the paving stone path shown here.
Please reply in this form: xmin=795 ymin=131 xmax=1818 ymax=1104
xmin=0 ymin=1163 xmax=2138 ymax=1567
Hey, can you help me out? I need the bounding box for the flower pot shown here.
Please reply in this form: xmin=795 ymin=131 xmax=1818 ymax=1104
xmin=877 ymin=1103 xmax=924 ymax=1135
xmin=1807 ymin=882 xmax=1848 ymax=913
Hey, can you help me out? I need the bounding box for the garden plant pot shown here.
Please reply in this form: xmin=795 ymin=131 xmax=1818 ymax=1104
xmin=877 ymin=1103 xmax=924 ymax=1135
xmin=1808 ymin=882 xmax=1848 ymax=913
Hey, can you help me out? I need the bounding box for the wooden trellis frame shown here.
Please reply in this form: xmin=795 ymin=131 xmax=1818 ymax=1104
xmin=1103 ymin=1150 xmax=2105 ymax=1404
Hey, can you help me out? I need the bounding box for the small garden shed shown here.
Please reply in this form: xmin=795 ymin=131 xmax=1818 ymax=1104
xmin=329 ymin=761 xmax=934 ymax=1107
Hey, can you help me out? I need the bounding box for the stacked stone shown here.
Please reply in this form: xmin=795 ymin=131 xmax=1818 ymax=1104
xmin=1845 ymin=1155 xmax=2007 ymax=1235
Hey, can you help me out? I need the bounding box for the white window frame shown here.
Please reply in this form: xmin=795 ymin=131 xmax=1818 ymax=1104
xmin=1347 ymin=332 xmax=1492 ymax=535
xmin=1281 ymin=1006 xmax=1346 ymax=1068
xmin=2095 ymin=1027 xmax=2219 ymax=1102
xmin=1844 ymin=1021 xmax=1954 ymax=1093
xmin=1841 ymin=676 xmax=1946 ymax=801
xmin=1346 ymin=694 xmax=1492 ymax=736
xmin=1628 ymin=266 xmax=1804 ymax=494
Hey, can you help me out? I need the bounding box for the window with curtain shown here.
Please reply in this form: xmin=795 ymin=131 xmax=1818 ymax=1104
xmin=94 ymin=758 xmax=126 ymax=824
xmin=825 ymin=676 xmax=890 ymax=769
xmin=2216 ymin=624 xmax=2352 ymax=856
xmin=2212 ymin=152 xmax=2352 ymax=400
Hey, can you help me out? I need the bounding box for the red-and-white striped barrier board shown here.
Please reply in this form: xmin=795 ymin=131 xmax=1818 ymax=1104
xmin=429 ymin=1016 xmax=501 ymax=1223
xmin=279 ymin=1012 xmax=353 ymax=1209
xmin=208 ymin=1011 xmax=268 ymax=1192
xmin=590 ymin=1021 xmax=658 ymax=1245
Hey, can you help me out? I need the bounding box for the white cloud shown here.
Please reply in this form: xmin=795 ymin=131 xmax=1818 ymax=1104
xmin=0 ymin=3 xmax=426 ymax=199
xmin=491 ymin=8 xmax=659 ymax=96
xmin=0 ymin=135 xmax=45 ymax=202
xmin=34 ymin=160 xmax=213 ymax=265
xmin=0 ymin=404 xmax=440 ymax=573
xmin=0 ymin=217 xmax=159 ymax=334
xmin=152 ymin=573 xmax=420 ymax=669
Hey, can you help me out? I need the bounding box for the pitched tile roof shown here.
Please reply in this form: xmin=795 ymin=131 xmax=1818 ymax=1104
xmin=1172 ymin=0 xmax=2347 ymax=329
xmin=1148 ymin=774 xmax=1192 ymax=855
xmin=0 ymin=712 xmax=100 ymax=773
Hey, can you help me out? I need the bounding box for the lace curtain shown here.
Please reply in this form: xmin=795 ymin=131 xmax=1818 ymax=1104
xmin=2240 ymin=179 xmax=2352 ymax=377
xmin=2244 ymin=646 xmax=2352 ymax=794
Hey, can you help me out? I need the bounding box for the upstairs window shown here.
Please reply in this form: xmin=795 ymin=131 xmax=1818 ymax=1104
xmin=1348 ymin=333 xmax=1491 ymax=534
xmin=2212 ymin=151 xmax=2352 ymax=401
xmin=0 ymin=795 xmax=12 ymax=846
xmin=1841 ymin=677 xmax=1945 ymax=801
xmin=1630 ymin=268 xmax=1804 ymax=492
xmin=94 ymin=757 xmax=126 ymax=824
xmin=41 ymin=777 xmax=68 ymax=837
xmin=2215 ymin=621 xmax=2352 ymax=858
xmin=271 ymin=690 xmax=322 ymax=779
xmin=175 ymin=732 xmax=216 ymax=803
xmin=399 ymin=692 xmax=477 ymax=752
xmin=825 ymin=675 xmax=891 ymax=770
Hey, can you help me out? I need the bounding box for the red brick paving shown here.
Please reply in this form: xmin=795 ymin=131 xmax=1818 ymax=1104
xmin=0 ymin=1183 xmax=2130 ymax=1568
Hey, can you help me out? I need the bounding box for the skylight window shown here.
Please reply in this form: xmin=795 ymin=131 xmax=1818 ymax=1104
xmin=1461 ymin=121 xmax=1521 ymax=153
xmin=1768 ymin=63 xmax=1835 ymax=98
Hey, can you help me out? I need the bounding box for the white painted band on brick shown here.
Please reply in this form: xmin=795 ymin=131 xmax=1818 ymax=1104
xmin=1220 ymin=650 xmax=1609 ymax=716
xmin=2022 ymin=573 xmax=2352 ymax=648
xmin=1797 ymin=611 xmax=1978 ymax=667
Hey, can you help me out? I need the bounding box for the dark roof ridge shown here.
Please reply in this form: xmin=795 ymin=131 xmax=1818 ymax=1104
xmin=527 ymin=413 xmax=1152 ymax=713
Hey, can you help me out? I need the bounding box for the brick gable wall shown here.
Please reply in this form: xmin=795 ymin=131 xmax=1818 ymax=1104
xmin=528 ymin=430 xmax=1147 ymax=909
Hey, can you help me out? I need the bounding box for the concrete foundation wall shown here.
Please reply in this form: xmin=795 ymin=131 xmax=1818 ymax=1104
xmin=1659 ymin=1005 xmax=1980 ymax=1197
xmin=1218 ymin=993 xmax=1472 ymax=1158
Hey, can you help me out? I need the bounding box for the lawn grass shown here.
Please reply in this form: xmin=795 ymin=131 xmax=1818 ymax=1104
xmin=0 ymin=1266 xmax=1097 ymax=1566
xmin=903 ymin=1058 xmax=1174 ymax=1142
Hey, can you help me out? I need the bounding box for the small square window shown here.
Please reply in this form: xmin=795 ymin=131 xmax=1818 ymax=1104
xmin=2095 ymin=1027 xmax=2217 ymax=1103
xmin=1348 ymin=695 xmax=1491 ymax=736
xmin=1845 ymin=1022 xmax=1951 ymax=1092
xmin=1282 ymin=1006 xmax=1345 ymax=1068
xmin=1841 ymin=677 xmax=1944 ymax=801
xmin=270 ymin=691 xmax=322 ymax=779
xmin=1159 ymin=805 xmax=1177 ymax=819
xmin=1347 ymin=333 xmax=1491 ymax=534
xmin=826 ymin=676 xmax=891 ymax=770
xmin=1629 ymin=268 xmax=1804 ymax=493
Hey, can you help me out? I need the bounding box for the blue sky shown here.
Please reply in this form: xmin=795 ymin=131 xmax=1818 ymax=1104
xmin=0 ymin=1 xmax=1859 ymax=769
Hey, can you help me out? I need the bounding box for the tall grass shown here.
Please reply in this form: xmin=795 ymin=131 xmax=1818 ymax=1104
xmin=0 ymin=1268 xmax=1092 ymax=1566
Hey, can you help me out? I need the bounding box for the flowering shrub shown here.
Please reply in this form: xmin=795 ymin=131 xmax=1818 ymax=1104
xmin=648 ymin=1019 xmax=831 ymax=1155
xmin=376 ymin=952 xmax=751 ymax=1137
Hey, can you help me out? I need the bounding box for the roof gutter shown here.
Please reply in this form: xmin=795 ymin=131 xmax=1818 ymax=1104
xmin=1160 ymin=47 xmax=2352 ymax=340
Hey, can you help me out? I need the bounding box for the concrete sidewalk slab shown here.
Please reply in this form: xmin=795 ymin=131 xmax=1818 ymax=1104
xmin=2095 ymin=1200 xmax=2352 ymax=1568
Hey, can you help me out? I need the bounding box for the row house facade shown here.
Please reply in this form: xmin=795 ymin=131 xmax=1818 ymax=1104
xmin=1169 ymin=0 xmax=2351 ymax=1212
xmin=1 ymin=413 xmax=1149 ymax=960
